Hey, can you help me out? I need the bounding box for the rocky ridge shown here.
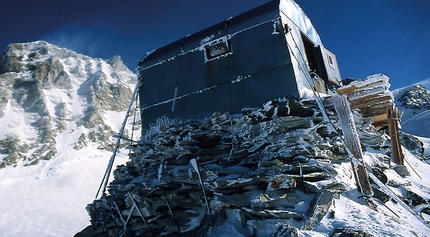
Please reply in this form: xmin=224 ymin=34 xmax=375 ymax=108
xmin=397 ymin=84 xmax=430 ymax=110
xmin=394 ymin=84 xmax=430 ymax=138
xmin=84 ymin=98 xmax=430 ymax=236
xmin=0 ymin=41 xmax=137 ymax=168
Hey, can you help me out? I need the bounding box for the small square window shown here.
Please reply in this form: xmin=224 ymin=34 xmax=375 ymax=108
xmin=204 ymin=37 xmax=231 ymax=61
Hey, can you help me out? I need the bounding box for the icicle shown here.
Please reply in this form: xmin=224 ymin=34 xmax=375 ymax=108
xmin=171 ymin=86 xmax=178 ymax=112
xmin=299 ymin=163 xmax=303 ymax=178
xmin=227 ymin=144 xmax=235 ymax=162
xmin=157 ymin=163 xmax=163 ymax=182
xmin=190 ymin=158 xmax=212 ymax=214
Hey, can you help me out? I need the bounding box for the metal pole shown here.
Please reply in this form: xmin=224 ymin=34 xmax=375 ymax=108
xmin=95 ymin=81 xmax=141 ymax=199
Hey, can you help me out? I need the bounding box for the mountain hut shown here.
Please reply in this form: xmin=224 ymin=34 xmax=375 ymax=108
xmin=137 ymin=0 xmax=342 ymax=127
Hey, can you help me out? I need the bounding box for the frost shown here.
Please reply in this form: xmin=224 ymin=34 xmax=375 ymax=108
xmin=232 ymin=75 xmax=251 ymax=83
xmin=200 ymin=34 xmax=215 ymax=45
xmin=333 ymin=94 xmax=363 ymax=160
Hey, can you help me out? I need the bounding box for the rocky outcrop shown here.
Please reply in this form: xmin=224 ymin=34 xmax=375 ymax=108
xmin=398 ymin=84 xmax=430 ymax=110
xmin=85 ymin=98 xmax=402 ymax=236
xmin=394 ymin=84 xmax=430 ymax=137
xmin=0 ymin=41 xmax=137 ymax=167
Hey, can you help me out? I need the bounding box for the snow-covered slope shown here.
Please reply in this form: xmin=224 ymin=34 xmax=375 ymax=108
xmin=0 ymin=41 xmax=137 ymax=167
xmin=0 ymin=41 xmax=138 ymax=236
xmin=393 ymin=84 xmax=430 ymax=138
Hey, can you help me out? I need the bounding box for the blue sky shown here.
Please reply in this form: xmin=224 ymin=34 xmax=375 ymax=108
xmin=1 ymin=0 xmax=429 ymax=89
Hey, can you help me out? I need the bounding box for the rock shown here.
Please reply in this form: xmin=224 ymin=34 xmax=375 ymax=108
xmin=210 ymin=112 xmax=230 ymax=124
xmin=330 ymin=228 xmax=375 ymax=237
xmin=371 ymin=167 xmax=388 ymax=184
xmin=278 ymin=116 xmax=312 ymax=131
xmin=262 ymin=99 xmax=315 ymax=118
xmin=200 ymin=120 xmax=212 ymax=130
xmin=247 ymin=219 xmax=302 ymax=237
xmin=242 ymin=207 xmax=304 ymax=220
xmin=271 ymin=223 xmax=301 ymax=237
xmin=393 ymin=165 xmax=410 ymax=178
xmin=324 ymin=183 xmax=346 ymax=193
xmin=316 ymin=125 xmax=337 ymax=138
xmin=359 ymin=131 xmax=385 ymax=148
xmin=302 ymin=190 xmax=333 ymax=230
xmin=405 ymin=190 xmax=428 ymax=207
xmin=180 ymin=214 xmax=224 ymax=237
xmin=401 ymin=133 xmax=424 ymax=158
xmin=258 ymin=159 xmax=283 ymax=168
xmin=267 ymin=175 xmax=296 ymax=191
xmin=398 ymin=84 xmax=430 ymax=110
xmin=84 ymin=94 xmax=376 ymax=236
xmin=197 ymin=135 xmax=222 ymax=149
xmin=372 ymin=188 xmax=391 ymax=203
xmin=420 ymin=207 xmax=430 ymax=221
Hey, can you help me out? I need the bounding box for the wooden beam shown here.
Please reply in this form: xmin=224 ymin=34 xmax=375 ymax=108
xmin=337 ymin=85 xmax=356 ymax=94
xmin=388 ymin=107 xmax=404 ymax=165
xmin=351 ymin=96 xmax=393 ymax=109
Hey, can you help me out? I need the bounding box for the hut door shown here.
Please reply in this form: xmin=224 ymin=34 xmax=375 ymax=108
xmin=300 ymin=33 xmax=328 ymax=93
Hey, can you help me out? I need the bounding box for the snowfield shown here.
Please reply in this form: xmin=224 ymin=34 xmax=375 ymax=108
xmin=0 ymin=146 xmax=128 ymax=236
xmin=317 ymin=149 xmax=430 ymax=236
xmin=0 ymin=41 xmax=137 ymax=236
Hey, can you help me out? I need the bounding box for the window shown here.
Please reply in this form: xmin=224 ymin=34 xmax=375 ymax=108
xmin=327 ymin=54 xmax=335 ymax=69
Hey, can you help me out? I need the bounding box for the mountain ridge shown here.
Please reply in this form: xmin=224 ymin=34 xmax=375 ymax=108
xmin=0 ymin=41 xmax=137 ymax=168
xmin=393 ymin=83 xmax=430 ymax=138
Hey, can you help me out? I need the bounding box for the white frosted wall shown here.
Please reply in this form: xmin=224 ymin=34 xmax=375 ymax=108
xmin=279 ymin=0 xmax=324 ymax=98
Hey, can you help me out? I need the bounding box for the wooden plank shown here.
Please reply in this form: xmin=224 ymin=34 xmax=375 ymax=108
xmin=338 ymin=80 xmax=389 ymax=95
xmin=373 ymin=121 xmax=389 ymax=130
xmin=336 ymin=75 xmax=394 ymax=130
xmin=349 ymin=94 xmax=392 ymax=106
xmin=352 ymin=97 xmax=394 ymax=109
xmin=359 ymin=103 xmax=394 ymax=116
xmin=337 ymin=84 xmax=356 ymax=94
xmin=372 ymin=114 xmax=388 ymax=123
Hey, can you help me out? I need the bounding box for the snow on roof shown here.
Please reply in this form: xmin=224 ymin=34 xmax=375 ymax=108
xmin=279 ymin=0 xmax=322 ymax=45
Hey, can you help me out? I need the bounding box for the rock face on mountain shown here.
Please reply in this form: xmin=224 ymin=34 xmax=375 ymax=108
xmin=394 ymin=84 xmax=430 ymax=138
xmin=84 ymin=97 xmax=430 ymax=236
xmin=0 ymin=41 xmax=137 ymax=168
xmin=397 ymin=84 xmax=430 ymax=110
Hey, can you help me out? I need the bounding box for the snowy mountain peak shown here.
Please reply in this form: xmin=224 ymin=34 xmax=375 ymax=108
xmin=393 ymin=84 xmax=430 ymax=138
xmin=397 ymin=84 xmax=430 ymax=110
xmin=0 ymin=41 xmax=137 ymax=167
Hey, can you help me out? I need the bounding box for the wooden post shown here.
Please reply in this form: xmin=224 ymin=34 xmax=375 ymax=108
xmin=387 ymin=106 xmax=404 ymax=165
xmin=333 ymin=94 xmax=373 ymax=196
